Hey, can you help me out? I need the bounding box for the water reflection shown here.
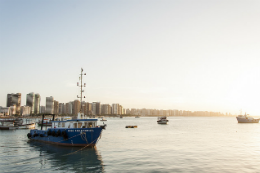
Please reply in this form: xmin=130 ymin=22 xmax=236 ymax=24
xmin=29 ymin=141 xmax=104 ymax=173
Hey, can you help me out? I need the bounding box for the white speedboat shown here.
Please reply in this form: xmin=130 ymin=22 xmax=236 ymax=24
xmin=236 ymin=113 xmax=259 ymax=123
xmin=157 ymin=116 xmax=169 ymax=124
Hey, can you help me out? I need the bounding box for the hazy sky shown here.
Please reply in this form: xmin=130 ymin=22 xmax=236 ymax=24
xmin=1 ymin=0 xmax=260 ymax=115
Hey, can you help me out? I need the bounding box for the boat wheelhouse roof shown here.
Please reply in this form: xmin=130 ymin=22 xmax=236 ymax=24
xmin=51 ymin=119 xmax=98 ymax=123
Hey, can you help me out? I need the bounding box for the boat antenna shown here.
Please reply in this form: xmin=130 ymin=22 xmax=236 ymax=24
xmin=77 ymin=68 xmax=86 ymax=113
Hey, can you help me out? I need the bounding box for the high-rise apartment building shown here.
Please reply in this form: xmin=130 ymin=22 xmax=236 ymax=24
xmin=34 ymin=94 xmax=41 ymax=114
xmin=20 ymin=106 xmax=31 ymax=116
xmin=59 ymin=103 xmax=65 ymax=115
xmin=6 ymin=93 xmax=21 ymax=115
xmin=46 ymin=96 xmax=54 ymax=114
xmin=65 ymin=102 xmax=72 ymax=115
xmin=73 ymin=100 xmax=80 ymax=115
xmin=83 ymin=102 xmax=92 ymax=115
xmin=92 ymin=102 xmax=101 ymax=115
xmin=26 ymin=92 xmax=35 ymax=114
xmin=92 ymin=102 xmax=96 ymax=115
xmin=112 ymin=103 xmax=119 ymax=115
xmin=40 ymin=106 xmax=45 ymax=114
xmin=54 ymin=100 xmax=59 ymax=114
xmin=101 ymin=104 xmax=111 ymax=115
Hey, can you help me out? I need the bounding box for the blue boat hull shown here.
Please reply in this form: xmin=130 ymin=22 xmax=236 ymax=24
xmin=28 ymin=127 xmax=103 ymax=147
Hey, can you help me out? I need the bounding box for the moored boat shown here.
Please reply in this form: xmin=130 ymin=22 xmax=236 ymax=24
xmin=100 ymin=117 xmax=107 ymax=121
xmin=157 ymin=116 xmax=169 ymax=124
xmin=27 ymin=113 xmax=106 ymax=147
xmin=236 ymin=113 xmax=259 ymax=123
xmin=27 ymin=68 xmax=106 ymax=147
xmin=0 ymin=120 xmax=17 ymax=130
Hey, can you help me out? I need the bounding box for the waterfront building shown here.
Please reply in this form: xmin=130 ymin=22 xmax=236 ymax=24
xmin=34 ymin=93 xmax=41 ymax=114
xmin=126 ymin=108 xmax=131 ymax=115
xmin=141 ymin=108 xmax=147 ymax=116
xmin=118 ymin=105 xmax=122 ymax=115
xmin=112 ymin=103 xmax=119 ymax=115
xmin=91 ymin=102 xmax=101 ymax=115
xmin=65 ymin=102 xmax=72 ymax=115
xmin=101 ymin=104 xmax=111 ymax=115
xmin=20 ymin=106 xmax=31 ymax=116
xmin=92 ymin=102 xmax=97 ymax=115
xmin=0 ymin=107 xmax=10 ymax=116
xmin=40 ymin=106 xmax=45 ymax=114
xmin=130 ymin=108 xmax=136 ymax=115
xmin=46 ymin=96 xmax=54 ymax=114
xmin=59 ymin=103 xmax=65 ymax=115
xmin=9 ymin=105 xmax=16 ymax=115
xmin=82 ymin=102 xmax=92 ymax=115
xmin=6 ymin=93 xmax=21 ymax=115
xmin=73 ymin=100 xmax=80 ymax=115
xmin=54 ymin=100 xmax=59 ymax=114
xmin=26 ymin=92 xmax=35 ymax=114
xmin=172 ymin=109 xmax=179 ymax=116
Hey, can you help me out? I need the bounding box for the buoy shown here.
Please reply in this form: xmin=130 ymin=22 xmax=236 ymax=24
xmin=125 ymin=125 xmax=137 ymax=128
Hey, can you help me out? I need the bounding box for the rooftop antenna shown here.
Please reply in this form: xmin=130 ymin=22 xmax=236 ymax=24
xmin=77 ymin=68 xmax=86 ymax=113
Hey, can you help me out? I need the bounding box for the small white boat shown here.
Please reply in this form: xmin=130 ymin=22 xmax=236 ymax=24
xmin=100 ymin=117 xmax=107 ymax=121
xmin=18 ymin=122 xmax=36 ymax=129
xmin=157 ymin=116 xmax=169 ymax=124
xmin=236 ymin=113 xmax=259 ymax=123
xmin=0 ymin=120 xmax=17 ymax=130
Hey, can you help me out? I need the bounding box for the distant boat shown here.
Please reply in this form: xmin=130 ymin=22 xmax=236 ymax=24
xmin=100 ymin=117 xmax=107 ymax=121
xmin=0 ymin=120 xmax=17 ymax=130
xmin=18 ymin=122 xmax=35 ymax=129
xmin=135 ymin=116 xmax=140 ymax=118
xmin=157 ymin=116 xmax=169 ymax=124
xmin=18 ymin=119 xmax=36 ymax=129
xmin=236 ymin=113 xmax=259 ymax=123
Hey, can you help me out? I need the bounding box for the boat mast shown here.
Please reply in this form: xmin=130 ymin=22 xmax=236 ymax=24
xmin=77 ymin=68 xmax=86 ymax=113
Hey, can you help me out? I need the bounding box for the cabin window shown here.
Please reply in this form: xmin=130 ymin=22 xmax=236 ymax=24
xmin=88 ymin=122 xmax=92 ymax=128
xmin=78 ymin=122 xmax=82 ymax=128
xmin=62 ymin=123 xmax=65 ymax=127
xmin=83 ymin=122 xmax=87 ymax=128
xmin=73 ymin=123 xmax=77 ymax=128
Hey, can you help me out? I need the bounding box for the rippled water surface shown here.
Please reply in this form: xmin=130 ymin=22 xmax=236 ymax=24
xmin=1 ymin=117 xmax=260 ymax=173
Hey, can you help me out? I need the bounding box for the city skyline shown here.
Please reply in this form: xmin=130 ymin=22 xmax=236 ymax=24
xmin=1 ymin=1 xmax=260 ymax=115
xmin=0 ymin=92 xmax=233 ymax=117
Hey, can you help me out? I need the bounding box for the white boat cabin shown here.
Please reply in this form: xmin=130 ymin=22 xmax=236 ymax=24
xmin=51 ymin=113 xmax=98 ymax=129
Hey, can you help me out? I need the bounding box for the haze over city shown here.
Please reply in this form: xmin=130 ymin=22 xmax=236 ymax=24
xmin=1 ymin=0 xmax=260 ymax=115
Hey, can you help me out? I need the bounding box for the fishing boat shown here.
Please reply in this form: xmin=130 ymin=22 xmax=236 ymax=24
xmin=157 ymin=116 xmax=169 ymax=124
xmin=27 ymin=68 xmax=106 ymax=147
xmin=236 ymin=113 xmax=259 ymax=123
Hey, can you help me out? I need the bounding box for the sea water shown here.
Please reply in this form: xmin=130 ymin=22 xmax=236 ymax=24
xmin=0 ymin=116 xmax=260 ymax=173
